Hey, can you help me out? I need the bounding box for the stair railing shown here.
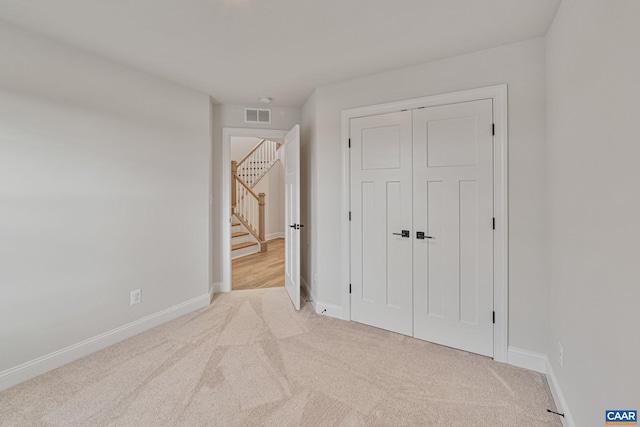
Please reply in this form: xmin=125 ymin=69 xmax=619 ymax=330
xmin=236 ymin=138 xmax=280 ymax=188
xmin=232 ymin=173 xmax=266 ymax=252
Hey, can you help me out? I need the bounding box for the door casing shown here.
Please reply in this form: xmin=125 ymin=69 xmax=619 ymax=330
xmin=340 ymin=85 xmax=508 ymax=362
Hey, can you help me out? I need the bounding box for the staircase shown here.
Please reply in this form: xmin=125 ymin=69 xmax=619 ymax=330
xmin=231 ymin=216 xmax=260 ymax=258
xmin=231 ymin=138 xmax=282 ymax=258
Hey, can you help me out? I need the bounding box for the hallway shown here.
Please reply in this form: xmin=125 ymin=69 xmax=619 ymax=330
xmin=232 ymin=238 xmax=284 ymax=290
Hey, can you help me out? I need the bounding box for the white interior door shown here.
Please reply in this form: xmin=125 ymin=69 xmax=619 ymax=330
xmin=412 ymin=99 xmax=494 ymax=357
xmin=284 ymin=124 xmax=301 ymax=310
xmin=350 ymin=111 xmax=413 ymax=335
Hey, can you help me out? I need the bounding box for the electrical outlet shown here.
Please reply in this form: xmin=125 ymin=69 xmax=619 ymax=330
xmin=559 ymin=342 xmax=564 ymax=368
xmin=313 ymin=272 xmax=318 ymax=285
xmin=130 ymin=289 xmax=141 ymax=305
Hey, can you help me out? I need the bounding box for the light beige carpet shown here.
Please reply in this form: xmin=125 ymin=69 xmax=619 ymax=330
xmin=0 ymin=288 xmax=562 ymax=426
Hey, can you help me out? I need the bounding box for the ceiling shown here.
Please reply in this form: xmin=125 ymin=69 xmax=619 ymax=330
xmin=0 ymin=0 xmax=561 ymax=107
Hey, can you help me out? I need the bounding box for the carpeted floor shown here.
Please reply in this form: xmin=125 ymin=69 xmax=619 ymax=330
xmin=0 ymin=288 xmax=562 ymax=426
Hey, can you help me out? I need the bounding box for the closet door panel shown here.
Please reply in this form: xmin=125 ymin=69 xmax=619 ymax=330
xmin=350 ymin=111 xmax=413 ymax=336
xmin=412 ymin=99 xmax=494 ymax=357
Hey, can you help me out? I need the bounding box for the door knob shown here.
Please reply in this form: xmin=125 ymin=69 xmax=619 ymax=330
xmin=392 ymin=230 xmax=410 ymax=238
xmin=416 ymin=231 xmax=434 ymax=240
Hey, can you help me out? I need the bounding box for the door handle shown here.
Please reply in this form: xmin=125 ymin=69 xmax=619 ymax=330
xmin=289 ymin=224 xmax=304 ymax=230
xmin=416 ymin=231 xmax=434 ymax=240
xmin=392 ymin=230 xmax=410 ymax=238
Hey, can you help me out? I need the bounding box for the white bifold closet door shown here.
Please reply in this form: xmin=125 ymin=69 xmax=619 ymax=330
xmin=350 ymin=111 xmax=413 ymax=336
xmin=412 ymin=99 xmax=494 ymax=357
xmin=350 ymin=99 xmax=495 ymax=357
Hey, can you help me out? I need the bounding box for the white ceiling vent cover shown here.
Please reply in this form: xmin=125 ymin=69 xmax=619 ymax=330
xmin=245 ymin=108 xmax=271 ymax=124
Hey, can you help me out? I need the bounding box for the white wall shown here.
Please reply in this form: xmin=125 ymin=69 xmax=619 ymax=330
xmin=308 ymin=38 xmax=548 ymax=354
xmin=230 ymin=136 xmax=261 ymax=163
xmin=0 ymin=23 xmax=211 ymax=380
xmin=545 ymin=1 xmax=640 ymax=424
xmin=210 ymin=104 xmax=300 ymax=286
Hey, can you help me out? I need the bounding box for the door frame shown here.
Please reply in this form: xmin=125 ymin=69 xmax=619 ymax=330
xmin=340 ymin=85 xmax=509 ymax=362
xmin=221 ymin=127 xmax=289 ymax=293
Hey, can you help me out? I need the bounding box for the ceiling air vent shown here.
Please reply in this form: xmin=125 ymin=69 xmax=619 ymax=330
xmin=245 ymin=108 xmax=271 ymax=124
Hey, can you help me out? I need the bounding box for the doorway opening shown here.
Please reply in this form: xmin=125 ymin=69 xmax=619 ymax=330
xmin=230 ymin=135 xmax=285 ymax=290
xmin=232 ymin=238 xmax=285 ymax=290
xmin=221 ymin=126 xmax=301 ymax=310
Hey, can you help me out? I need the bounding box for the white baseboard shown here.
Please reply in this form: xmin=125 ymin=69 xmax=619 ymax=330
xmin=508 ymin=346 xmax=547 ymax=373
xmin=546 ymin=360 xmax=576 ymax=427
xmin=0 ymin=293 xmax=211 ymax=392
xmin=314 ymin=300 xmax=342 ymax=319
xmin=266 ymin=232 xmax=285 ymax=241
xmin=210 ymin=282 xmax=224 ymax=300
xmin=507 ymin=347 xmax=574 ymax=426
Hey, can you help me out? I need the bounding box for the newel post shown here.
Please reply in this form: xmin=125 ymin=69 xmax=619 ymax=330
xmin=231 ymin=160 xmax=237 ymax=214
xmin=258 ymin=193 xmax=266 ymax=242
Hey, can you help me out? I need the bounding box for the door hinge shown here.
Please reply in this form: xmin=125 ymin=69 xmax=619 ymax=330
xmin=492 ymin=123 xmax=495 ymax=136
xmin=349 ymin=284 xmax=352 ymax=294
xmin=348 ymin=138 xmax=351 ymax=148
xmin=493 ymin=311 xmax=496 ymax=324
xmin=349 ymin=211 xmax=351 ymax=221
xmin=492 ymin=217 xmax=495 ymax=230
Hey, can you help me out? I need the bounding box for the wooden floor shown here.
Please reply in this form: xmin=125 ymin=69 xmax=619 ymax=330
xmin=232 ymin=238 xmax=284 ymax=290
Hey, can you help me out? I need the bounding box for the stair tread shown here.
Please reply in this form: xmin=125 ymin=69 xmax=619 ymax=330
xmin=231 ymin=222 xmax=241 ymax=227
xmin=232 ymin=241 xmax=258 ymax=250
xmin=232 ymin=231 xmax=249 ymax=238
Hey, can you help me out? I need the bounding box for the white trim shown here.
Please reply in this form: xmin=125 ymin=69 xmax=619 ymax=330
xmin=314 ymin=301 xmax=343 ymax=319
xmin=0 ymin=294 xmax=210 ymax=392
xmin=546 ymin=360 xmax=576 ymax=427
xmin=210 ymin=282 xmax=223 ymax=300
xmin=492 ymin=85 xmax=509 ymax=363
xmin=507 ymin=348 xmax=575 ymax=427
xmin=340 ymin=98 xmax=352 ymax=322
xmin=340 ymin=84 xmax=509 ymax=361
xmin=266 ymin=232 xmax=285 ymax=241
xmin=221 ymin=127 xmax=289 ymax=293
xmin=507 ymin=347 xmax=547 ymax=373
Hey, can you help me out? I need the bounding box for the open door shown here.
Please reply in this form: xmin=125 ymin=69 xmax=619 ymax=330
xmin=284 ymin=125 xmax=301 ymax=310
